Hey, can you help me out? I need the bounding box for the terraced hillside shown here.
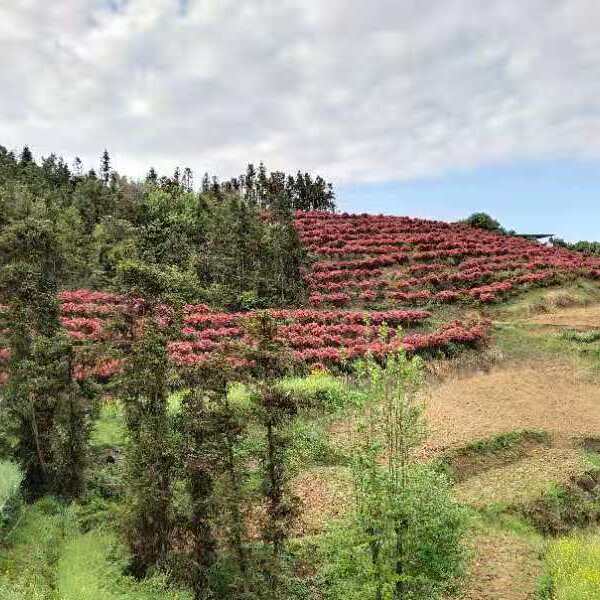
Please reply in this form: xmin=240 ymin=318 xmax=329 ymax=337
xmin=2 ymin=211 xmax=600 ymax=383
xmin=297 ymin=211 xmax=600 ymax=307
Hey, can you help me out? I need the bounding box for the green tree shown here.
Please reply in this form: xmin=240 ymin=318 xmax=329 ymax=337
xmin=0 ymin=207 xmax=96 ymax=499
xmin=463 ymin=212 xmax=503 ymax=232
xmin=101 ymin=149 xmax=111 ymax=186
xmin=19 ymin=145 xmax=33 ymax=165
xmin=319 ymin=351 xmax=466 ymax=600
xmin=117 ymin=261 xmax=180 ymax=573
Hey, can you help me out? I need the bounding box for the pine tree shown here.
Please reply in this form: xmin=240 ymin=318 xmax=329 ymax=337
xmin=201 ymin=172 xmax=210 ymax=193
xmin=73 ymin=156 xmax=83 ymax=177
xmin=101 ymin=149 xmax=111 ymax=186
xmin=20 ymin=145 xmax=33 ymax=165
xmin=0 ymin=210 xmax=96 ymax=499
xmin=182 ymin=167 xmax=193 ymax=191
xmin=146 ymin=167 xmax=158 ymax=185
xmin=257 ymin=162 xmax=268 ymax=206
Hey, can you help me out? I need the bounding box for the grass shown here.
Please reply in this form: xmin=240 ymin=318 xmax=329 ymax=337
xmin=56 ymin=530 xmax=192 ymax=600
xmin=276 ymin=371 xmax=362 ymax=412
xmin=0 ymin=498 xmax=192 ymax=600
xmin=487 ymin=280 xmax=600 ymax=320
xmin=227 ymin=370 xmax=363 ymax=414
xmin=454 ymin=448 xmax=591 ymax=509
xmin=0 ymin=497 xmax=74 ymax=599
xmin=542 ymin=533 xmax=600 ymax=599
xmin=90 ymin=401 xmax=127 ymax=449
xmin=438 ymin=430 xmax=551 ymax=483
xmin=560 ymin=329 xmax=600 ymax=344
xmin=453 ymin=430 xmax=550 ymax=458
xmin=0 ymin=461 xmax=22 ymax=527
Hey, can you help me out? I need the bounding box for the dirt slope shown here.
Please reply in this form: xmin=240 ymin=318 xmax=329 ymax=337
xmin=424 ymin=360 xmax=600 ymax=455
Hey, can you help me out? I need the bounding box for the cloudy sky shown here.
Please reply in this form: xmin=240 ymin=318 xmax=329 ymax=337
xmin=1 ymin=0 xmax=599 ymax=239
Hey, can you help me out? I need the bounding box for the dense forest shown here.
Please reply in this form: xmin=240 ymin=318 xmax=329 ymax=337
xmin=0 ymin=145 xmax=337 ymax=309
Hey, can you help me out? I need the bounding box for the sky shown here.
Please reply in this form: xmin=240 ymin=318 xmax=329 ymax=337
xmin=1 ymin=0 xmax=599 ymax=240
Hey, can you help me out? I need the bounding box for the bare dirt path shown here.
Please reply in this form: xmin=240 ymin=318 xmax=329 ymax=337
xmin=457 ymin=531 xmax=542 ymax=600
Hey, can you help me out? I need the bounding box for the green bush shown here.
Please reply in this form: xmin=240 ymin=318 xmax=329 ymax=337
xmin=544 ymin=534 xmax=600 ymax=599
xmin=0 ymin=497 xmax=74 ymax=598
xmin=317 ymin=465 xmax=467 ymax=600
xmin=227 ymin=372 xmax=360 ymax=414
xmin=0 ymin=461 xmax=22 ymax=529
xmin=463 ymin=212 xmax=503 ymax=232
xmin=276 ymin=372 xmax=358 ymax=412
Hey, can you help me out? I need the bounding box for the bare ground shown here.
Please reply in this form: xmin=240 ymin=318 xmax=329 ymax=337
xmin=456 ymin=531 xmax=542 ymax=600
xmin=454 ymin=447 xmax=588 ymax=508
xmin=524 ymin=303 xmax=600 ymax=329
xmin=424 ymin=360 xmax=600 ymax=456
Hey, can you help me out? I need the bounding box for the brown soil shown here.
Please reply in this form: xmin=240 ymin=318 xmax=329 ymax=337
xmin=457 ymin=531 xmax=542 ymax=600
xmin=424 ymin=360 xmax=600 ymax=456
xmin=454 ymin=447 xmax=587 ymax=508
xmin=525 ymin=304 xmax=600 ymax=329
xmin=292 ymin=466 xmax=353 ymax=535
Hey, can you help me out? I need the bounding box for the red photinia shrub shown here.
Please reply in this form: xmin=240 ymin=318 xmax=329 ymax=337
xmin=308 ymin=292 xmax=351 ymax=307
xmin=296 ymin=211 xmax=600 ymax=309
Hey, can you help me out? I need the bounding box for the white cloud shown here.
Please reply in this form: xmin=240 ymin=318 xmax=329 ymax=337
xmin=1 ymin=0 xmax=599 ymax=183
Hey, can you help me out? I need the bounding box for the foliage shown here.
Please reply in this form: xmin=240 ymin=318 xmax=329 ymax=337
xmin=317 ymin=466 xmax=467 ymax=600
xmin=0 ymin=497 xmax=75 ymax=599
xmin=463 ymin=212 xmax=503 ymax=232
xmin=314 ymin=351 xmax=467 ymax=599
xmin=56 ymin=530 xmax=192 ymax=600
xmin=275 ymin=371 xmax=352 ymax=412
xmin=0 ymin=497 xmax=192 ymax=600
xmin=297 ymin=211 xmax=596 ymax=307
xmin=553 ymin=238 xmax=600 ymax=256
xmin=0 ymin=147 xmax=322 ymax=306
xmin=0 ymin=198 xmax=97 ymax=499
xmin=0 ymin=461 xmax=23 ymax=529
xmin=543 ymin=533 xmax=600 ymax=599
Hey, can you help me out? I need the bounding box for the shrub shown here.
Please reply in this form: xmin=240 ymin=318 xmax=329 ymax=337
xmin=275 ymin=371 xmax=353 ymax=412
xmin=462 ymin=212 xmax=503 ymax=232
xmin=544 ymin=534 xmax=600 ymax=599
xmin=0 ymin=461 xmax=23 ymax=529
xmin=317 ymin=465 xmax=467 ymax=600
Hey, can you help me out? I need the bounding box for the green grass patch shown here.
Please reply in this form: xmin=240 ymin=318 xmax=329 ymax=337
xmin=90 ymin=401 xmax=127 ymax=449
xmin=0 ymin=498 xmax=192 ymax=600
xmin=0 ymin=461 xmax=22 ymax=529
xmin=56 ymin=530 xmax=192 ymax=600
xmin=0 ymin=497 xmax=75 ymax=599
xmin=276 ymin=371 xmax=362 ymax=412
xmin=560 ymin=329 xmax=600 ymax=344
xmin=228 ymin=371 xmax=363 ymax=414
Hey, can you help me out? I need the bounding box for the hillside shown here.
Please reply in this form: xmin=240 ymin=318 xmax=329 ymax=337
xmin=3 ymin=207 xmax=600 ymax=599
xmin=2 ymin=210 xmax=599 ymax=382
